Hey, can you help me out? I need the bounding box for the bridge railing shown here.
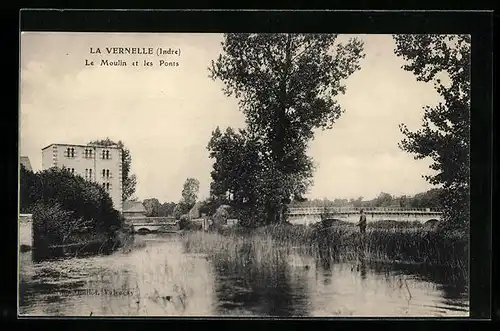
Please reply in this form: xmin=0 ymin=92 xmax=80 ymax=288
xmin=286 ymin=207 xmax=442 ymax=214
xmin=126 ymin=216 xmax=177 ymax=224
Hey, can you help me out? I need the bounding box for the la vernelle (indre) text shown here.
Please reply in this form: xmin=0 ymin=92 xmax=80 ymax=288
xmin=85 ymin=47 xmax=181 ymax=67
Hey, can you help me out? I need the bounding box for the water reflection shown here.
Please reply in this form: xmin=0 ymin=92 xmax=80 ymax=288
xmin=19 ymin=234 xmax=468 ymax=317
xmin=359 ymin=260 xmax=367 ymax=280
xmin=316 ymin=247 xmax=335 ymax=287
xmin=212 ymin=255 xmax=310 ymax=316
xmin=309 ymin=254 xmax=468 ymax=317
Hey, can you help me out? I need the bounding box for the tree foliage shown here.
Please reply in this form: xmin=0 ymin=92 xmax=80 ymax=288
xmin=289 ymin=189 xmax=442 ymax=210
xmin=19 ymin=164 xmax=40 ymax=213
xmin=32 ymin=203 xmax=75 ymax=248
xmin=88 ymin=138 xmax=137 ymax=201
xmin=393 ymin=34 xmax=470 ymax=229
xmin=172 ymin=203 xmax=184 ymax=220
xmin=20 ymin=165 xmax=124 ymax=246
xmin=143 ymin=198 xmax=161 ymax=217
xmin=208 ymin=126 xmax=314 ymax=226
xmin=181 ymin=178 xmax=200 ymax=208
xmin=158 ymin=202 xmax=176 ymax=217
xmin=198 ymin=197 xmax=230 ymax=217
xmin=372 ymin=192 xmax=394 ymax=208
xmin=409 ymin=188 xmax=442 ymax=209
xmin=208 ymin=33 xmax=365 ymax=226
xmin=173 ymin=178 xmax=200 ymax=219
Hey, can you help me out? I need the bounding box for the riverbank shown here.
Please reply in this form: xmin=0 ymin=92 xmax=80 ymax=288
xmin=32 ymin=226 xmax=135 ymax=260
xmin=182 ymin=222 xmax=468 ymax=280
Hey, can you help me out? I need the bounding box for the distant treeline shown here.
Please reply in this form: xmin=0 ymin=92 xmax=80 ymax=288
xmin=289 ymin=189 xmax=443 ymax=210
xmin=142 ymin=188 xmax=443 ymax=220
xmin=142 ymin=199 xmax=176 ymax=217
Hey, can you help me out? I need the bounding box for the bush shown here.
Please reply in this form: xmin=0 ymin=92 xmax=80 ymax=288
xmin=369 ymin=220 xmax=423 ymax=229
xmin=32 ymin=203 xmax=75 ymax=249
xmin=22 ymin=167 xmax=124 ymax=249
xmin=178 ymin=215 xmax=202 ymax=231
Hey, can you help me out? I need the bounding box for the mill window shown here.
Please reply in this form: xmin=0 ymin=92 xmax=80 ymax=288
xmin=101 ymin=150 xmax=111 ymax=159
xmin=84 ymin=148 xmax=93 ymax=158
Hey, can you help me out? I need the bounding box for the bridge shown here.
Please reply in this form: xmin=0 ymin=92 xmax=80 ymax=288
xmin=286 ymin=207 xmax=442 ymax=226
xmin=126 ymin=217 xmax=179 ymax=234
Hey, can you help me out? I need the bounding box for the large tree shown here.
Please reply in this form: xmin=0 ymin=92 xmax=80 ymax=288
xmin=88 ymin=138 xmax=137 ymax=201
xmin=393 ymin=35 xmax=470 ymax=230
xmin=209 ymin=33 xmax=365 ymax=225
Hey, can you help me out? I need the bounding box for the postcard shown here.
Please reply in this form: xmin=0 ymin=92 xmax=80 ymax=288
xmin=19 ymin=29 xmax=471 ymax=317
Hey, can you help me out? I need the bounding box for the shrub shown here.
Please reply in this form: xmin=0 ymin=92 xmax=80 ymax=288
xmin=32 ymin=203 xmax=75 ymax=249
xmin=369 ymin=220 xmax=423 ymax=229
xmin=212 ymin=205 xmax=230 ymax=228
xmin=22 ymin=167 xmax=125 ymax=250
xmin=22 ymin=167 xmax=122 ymax=230
xmin=178 ymin=215 xmax=202 ymax=231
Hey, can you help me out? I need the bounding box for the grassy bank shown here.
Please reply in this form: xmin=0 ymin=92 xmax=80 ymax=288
xmin=181 ymin=222 xmax=468 ymax=277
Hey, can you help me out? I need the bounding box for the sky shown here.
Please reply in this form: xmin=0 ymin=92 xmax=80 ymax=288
xmin=20 ymin=32 xmax=442 ymax=203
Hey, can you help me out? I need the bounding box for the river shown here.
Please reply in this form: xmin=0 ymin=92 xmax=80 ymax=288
xmin=18 ymin=233 xmax=469 ymax=317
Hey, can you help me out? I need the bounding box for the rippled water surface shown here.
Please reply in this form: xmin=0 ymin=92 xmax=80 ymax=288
xmin=19 ymin=234 xmax=469 ymax=317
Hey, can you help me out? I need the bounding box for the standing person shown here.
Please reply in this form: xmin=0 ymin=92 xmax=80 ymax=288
xmin=357 ymin=209 xmax=367 ymax=233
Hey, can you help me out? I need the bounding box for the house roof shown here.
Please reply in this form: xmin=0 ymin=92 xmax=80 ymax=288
xmin=20 ymin=156 xmax=32 ymax=172
xmin=123 ymin=201 xmax=147 ymax=213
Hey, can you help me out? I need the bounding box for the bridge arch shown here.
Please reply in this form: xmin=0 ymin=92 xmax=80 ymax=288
xmin=424 ymin=219 xmax=440 ymax=227
xmin=137 ymin=228 xmax=152 ymax=235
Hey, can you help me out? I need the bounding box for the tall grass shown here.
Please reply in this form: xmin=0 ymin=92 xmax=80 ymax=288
xmin=183 ymin=231 xmax=290 ymax=274
xmin=182 ymin=222 xmax=468 ymax=276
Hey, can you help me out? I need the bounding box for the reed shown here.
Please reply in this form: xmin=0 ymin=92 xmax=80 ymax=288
xmin=182 ymin=223 xmax=468 ymax=274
